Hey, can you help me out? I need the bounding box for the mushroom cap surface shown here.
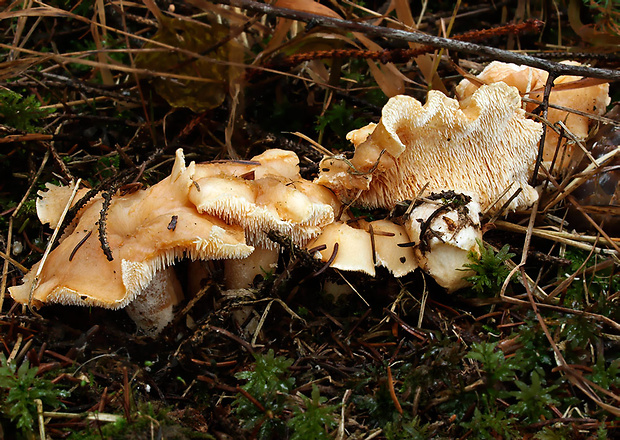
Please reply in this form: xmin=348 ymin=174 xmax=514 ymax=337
xmin=35 ymin=183 xmax=90 ymax=230
xmin=189 ymin=149 xmax=339 ymax=249
xmin=316 ymin=83 xmax=542 ymax=213
xmin=308 ymin=219 xmax=417 ymax=277
xmin=10 ymin=149 xmax=253 ymax=310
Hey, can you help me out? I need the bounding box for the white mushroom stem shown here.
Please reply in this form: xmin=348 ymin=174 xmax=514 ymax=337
xmin=125 ymin=266 xmax=184 ymax=336
xmin=224 ymin=247 xmax=280 ymax=289
xmin=404 ymin=193 xmax=482 ymax=292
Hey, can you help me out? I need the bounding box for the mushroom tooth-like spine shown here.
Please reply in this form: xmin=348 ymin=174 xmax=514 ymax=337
xmin=404 ymin=193 xmax=482 ymax=292
xmin=188 ymin=176 xmax=257 ymax=224
xmin=456 ymin=61 xmax=611 ymax=171
xmin=190 ymin=173 xmax=336 ymax=250
xmin=316 ymin=83 xmax=542 ymax=214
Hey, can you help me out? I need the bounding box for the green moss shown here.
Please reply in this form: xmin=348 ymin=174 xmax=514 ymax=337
xmin=67 ymin=402 xmax=214 ymax=440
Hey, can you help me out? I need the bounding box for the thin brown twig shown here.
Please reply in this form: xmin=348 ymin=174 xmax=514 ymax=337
xmin=519 ymin=266 xmax=620 ymax=417
xmin=313 ymin=243 xmax=339 ymax=277
xmin=98 ymin=188 xmax=116 ymax=262
xmin=264 ymin=19 xmax=544 ymax=68
xmin=122 ymin=367 xmax=131 ymax=422
xmin=236 ymin=386 xmax=267 ymax=413
xmin=531 ymin=74 xmax=558 ymax=186
xmin=386 ymin=364 xmax=403 ymax=415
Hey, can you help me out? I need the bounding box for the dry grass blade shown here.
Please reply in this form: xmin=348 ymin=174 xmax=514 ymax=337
xmin=519 ymin=266 xmax=620 ymax=417
xmin=494 ymin=220 xmax=619 ymax=253
xmin=543 ymin=146 xmax=620 ymax=210
xmin=26 ymin=178 xmax=82 ymax=313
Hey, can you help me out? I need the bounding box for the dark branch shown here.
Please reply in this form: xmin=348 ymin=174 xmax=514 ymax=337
xmin=98 ymin=189 xmax=116 ymax=262
xmin=212 ymin=0 xmax=620 ymax=81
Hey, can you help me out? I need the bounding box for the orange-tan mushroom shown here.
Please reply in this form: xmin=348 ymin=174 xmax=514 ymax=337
xmin=10 ymin=148 xmax=344 ymax=335
xmin=189 ymin=149 xmax=340 ymax=249
xmin=10 ymin=150 xmax=254 ymax=335
xmin=316 ymin=82 xmax=542 ymax=214
xmin=456 ymin=61 xmax=611 ymax=171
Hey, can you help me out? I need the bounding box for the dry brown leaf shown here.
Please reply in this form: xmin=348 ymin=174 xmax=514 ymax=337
xmin=568 ymin=0 xmax=620 ymax=47
xmin=354 ymin=33 xmax=408 ymax=96
xmin=92 ymin=0 xmax=114 ymax=85
xmin=0 ymin=7 xmax=89 ymax=22
xmin=366 ymin=60 xmax=404 ymax=97
xmin=390 ymin=0 xmax=447 ymax=93
xmin=260 ymin=18 xmax=294 ymax=57
xmin=393 ymin=0 xmax=415 ymax=28
xmin=142 ymin=0 xmax=165 ymax=23
xmin=275 ymin=0 xmax=342 ymax=19
xmin=0 ymin=57 xmax=48 ymax=80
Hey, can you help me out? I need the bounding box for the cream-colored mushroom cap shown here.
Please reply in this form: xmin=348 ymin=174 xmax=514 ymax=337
xmin=457 ymin=61 xmax=611 ymax=170
xmin=361 ymin=219 xmax=418 ymax=277
xmin=308 ymin=222 xmax=375 ymax=276
xmin=456 ymin=62 xmax=546 ymax=101
xmin=316 ymin=83 xmax=542 ymax=213
xmin=252 ymin=149 xmax=300 ymax=180
xmin=404 ymin=194 xmax=482 ymax=292
xmin=189 ymin=149 xmax=338 ymax=249
xmin=307 ymin=219 xmax=417 ymax=277
xmin=35 ymin=183 xmax=90 ymax=230
xmin=10 ymin=149 xmax=254 ymax=310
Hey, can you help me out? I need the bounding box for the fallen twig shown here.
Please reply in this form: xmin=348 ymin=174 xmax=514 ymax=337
xmin=211 ymin=0 xmax=620 ymax=80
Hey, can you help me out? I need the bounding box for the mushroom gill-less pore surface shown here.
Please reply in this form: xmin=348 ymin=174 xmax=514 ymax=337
xmin=315 ymin=82 xmax=543 ymax=214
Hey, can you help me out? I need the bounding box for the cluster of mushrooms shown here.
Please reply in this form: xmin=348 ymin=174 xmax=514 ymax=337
xmin=10 ymin=62 xmax=611 ymax=336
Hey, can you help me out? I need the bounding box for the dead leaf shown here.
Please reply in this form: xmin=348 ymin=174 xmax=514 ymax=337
xmin=134 ymin=16 xmax=244 ymax=112
xmin=275 ymin=0 xmax=341 ymax=19
xmin=568 ymin=0 xmax=620 ymax=47
xmin=366 ymin=60 xmax=404 ymax=97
